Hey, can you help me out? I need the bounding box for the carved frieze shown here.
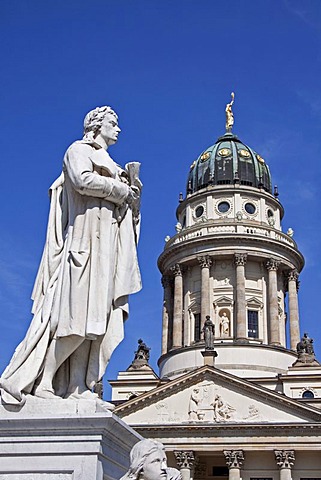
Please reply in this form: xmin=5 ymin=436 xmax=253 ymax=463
xmin=188 ymin=383 xmax=235 ymax=422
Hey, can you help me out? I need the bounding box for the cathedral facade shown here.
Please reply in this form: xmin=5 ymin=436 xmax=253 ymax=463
xmin=111 ymin=103 xmax=321 ymax=480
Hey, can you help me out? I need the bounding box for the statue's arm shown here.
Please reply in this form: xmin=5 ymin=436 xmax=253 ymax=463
xmin=64 ymin=144 xmax=129 ymax=205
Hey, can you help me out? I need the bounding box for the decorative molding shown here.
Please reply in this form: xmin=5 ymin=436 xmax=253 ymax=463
xmin=198 ymin=255 xmax=212 ymax=269
xmin=265 ymin=258 xmax=280 ymax=271
xmin=274 ymin=450 xmax=295 ymax=469
xmin=174 ymin=450 xmax=195 ymax=469
xmin=234 ymin=253 xmax=247 ymax=267
xmin=224 ymin=450 xmax=244 ymax=469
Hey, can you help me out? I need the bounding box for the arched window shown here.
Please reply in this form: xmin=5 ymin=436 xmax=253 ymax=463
xmin=302 ymin=390 xmax=314 ymax=399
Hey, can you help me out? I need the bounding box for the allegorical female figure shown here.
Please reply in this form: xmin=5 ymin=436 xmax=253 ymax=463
xmin=0 ymin=106 xmax=142 ymax=404
xmin=120 ymin=439 xmax=181 ymax=480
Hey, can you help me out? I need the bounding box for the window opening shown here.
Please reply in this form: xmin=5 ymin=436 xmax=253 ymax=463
xmin=194 ymin=313 xmax=201 ymax=342
xmin=248 ymin=310 xmax=258 ymax=338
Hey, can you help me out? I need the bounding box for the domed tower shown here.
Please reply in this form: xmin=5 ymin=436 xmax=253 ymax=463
xmin=158 ymin=95 xmax=304 ymax=380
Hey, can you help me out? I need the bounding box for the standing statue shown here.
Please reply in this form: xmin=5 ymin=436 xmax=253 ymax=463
xmin=225 ymin=92 xmax=235 ymax=132
xmin=219 ymin=312 xmax=230 ymax=337
xmin=120 ymin=439 xmax=181 ymax=480
xmin=0 ymin=106 xmax=142 ymax=405
xmin=202 ymin=315 xmax=215 ymax=350
xmin=296 ymin=332 xmax=315 ymax=356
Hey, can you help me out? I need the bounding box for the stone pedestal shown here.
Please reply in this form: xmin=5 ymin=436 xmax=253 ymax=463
xmin=201 ymin=350 xmax=218 ymax=367
xmin=0 ymin=396 xmax=141 ymax=480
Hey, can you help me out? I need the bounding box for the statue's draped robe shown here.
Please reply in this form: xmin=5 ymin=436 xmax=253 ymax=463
xmin=0 ymin=141 xmax=141 ymax=404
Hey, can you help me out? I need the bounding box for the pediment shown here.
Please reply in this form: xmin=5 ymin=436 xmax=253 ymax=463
xmin=246 ymin=297 xmax=263 ymax=308
xmin=214 ymin=296 xmax=232 ymax=306
xmin=114 ymin=366 xmax=321 ymax=426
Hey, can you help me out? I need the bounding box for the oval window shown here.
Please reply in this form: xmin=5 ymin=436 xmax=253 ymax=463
xmin=267 ymin=209 xmax=274 ymax=218
xmin=195 ymin=205 xmax=204 ymax=218
xmin=218 ymin=201 xmax=230 ymax=213
xmin=245 ymin=202 xmax=256 ymax=215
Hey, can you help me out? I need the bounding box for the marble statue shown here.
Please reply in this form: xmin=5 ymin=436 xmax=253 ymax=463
xmin=0 ymin=106 xmax=142 ymax=405
xmin=202 ymin=315 xmax=215 ymax=350
xmin=219 ymin=312 xmax=230 ymax=337
xmin=120 ymin=439 xmax=181 ymax=480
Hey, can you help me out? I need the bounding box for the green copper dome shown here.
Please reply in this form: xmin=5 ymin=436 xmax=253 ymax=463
xmin=187 ymin=132 xmax=272 ymax=195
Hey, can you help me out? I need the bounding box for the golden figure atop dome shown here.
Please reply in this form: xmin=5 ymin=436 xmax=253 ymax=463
xmin=225 ymin=92 xmax=235 ymax=132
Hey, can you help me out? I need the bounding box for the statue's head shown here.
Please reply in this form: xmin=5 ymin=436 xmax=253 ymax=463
xmin=121 ymin=439 xmax=168 ymax=480
xmin=83 ymin=106 xmax=120 ymax=145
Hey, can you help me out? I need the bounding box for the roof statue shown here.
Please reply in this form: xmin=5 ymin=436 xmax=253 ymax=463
xmin=225 ymin=91 xmax=235 ymax=132
xmin=127 ymin=339 xmax=152 ymax=371
xmin=0 ymin=106 xmax=142 ymax=406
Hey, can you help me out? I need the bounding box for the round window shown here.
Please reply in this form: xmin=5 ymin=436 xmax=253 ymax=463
xmin=267 ymin=209 xmax=274 ymax=218
xmin=195 ymin=205 xmax=204 ymax=218
xmin=218 ymin=201 xmax=230 ymax=213
xmin=245 ymin=202 xmax=256 ymax=215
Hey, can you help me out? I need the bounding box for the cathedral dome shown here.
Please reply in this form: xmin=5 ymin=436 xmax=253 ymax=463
xmin=187 ymin=132 xmax=272 ymax=195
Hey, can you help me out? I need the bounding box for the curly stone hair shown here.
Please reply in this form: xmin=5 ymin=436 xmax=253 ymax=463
xmin=83 ymin=106 xmax=117 ymax=141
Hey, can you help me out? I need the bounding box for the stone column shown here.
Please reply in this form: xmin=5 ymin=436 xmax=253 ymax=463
xmin=198 ymin=255 xmax=212 ymax=324
xmin=266 ymin=258 xmax=280 ymax=345
xmin=234 ymin=254 xmax=247 ymax=342
xmin=275 ymin=450 xmax=295 ymax=480
xmin=287 ymin=270 xmax=300 ymax=351
xmin=223 ymin=450 xmax=244 ymax=480
xmin=161 ymin=275 xmax=172 ymax=354
xmin=171 ymin=263 xmax=183 ymax=349
xmin=174 ymin=450 xmax=195 ymax=480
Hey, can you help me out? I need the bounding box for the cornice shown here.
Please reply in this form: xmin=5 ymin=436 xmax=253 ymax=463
xmin=158 ymin=232 xmax=304 ymax=273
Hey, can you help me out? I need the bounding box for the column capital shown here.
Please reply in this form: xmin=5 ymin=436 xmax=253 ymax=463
xmin=223 ymin=450 xmax=244 ymax=469
xmin=274 ymin=450 xmax=295 ymax=469
xmin=234 ymin=253 xmax=247 ymax=267
xmin=170 ymin=263 xmax=183 ymax=276
xmin=198 ymin=255 xmax=212 ymax=269
xmin=288 ymin=269 xmax=299 ymax=282
xmin=266 ymin=258 xmax=280 ymax=271
xmin=174 ymin=450 xmax=195 ymax=469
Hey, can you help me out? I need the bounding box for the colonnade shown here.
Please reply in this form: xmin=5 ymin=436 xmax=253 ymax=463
xmin=173 ymin=449 xmax=295 ymax=480
xmin=161 ymin=255 xmax=300 ymax=354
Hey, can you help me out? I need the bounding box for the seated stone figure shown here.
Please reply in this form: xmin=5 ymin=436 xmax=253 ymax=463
xmin=120 ymin=439 xmax=181 ymax=480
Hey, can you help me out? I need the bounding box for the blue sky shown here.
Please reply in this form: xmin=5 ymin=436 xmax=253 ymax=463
xmin=0 ymin=0 xmax=321 ymax=398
